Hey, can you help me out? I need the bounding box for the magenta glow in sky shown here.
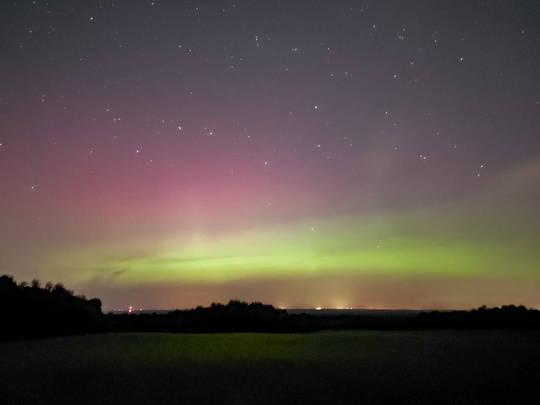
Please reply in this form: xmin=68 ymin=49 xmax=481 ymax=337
xmin=1 ymin=0 xmax=539 ymax=310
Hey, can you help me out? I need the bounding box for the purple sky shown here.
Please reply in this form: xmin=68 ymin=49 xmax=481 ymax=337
xmin=1 ymin=0 xmax=539 ymax=310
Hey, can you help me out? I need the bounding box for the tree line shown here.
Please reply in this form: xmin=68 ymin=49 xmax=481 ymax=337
xmin=0 ymin=275 xmax=104 ymax=341
xmin=2 ymin=274 xmax=540 ymax=341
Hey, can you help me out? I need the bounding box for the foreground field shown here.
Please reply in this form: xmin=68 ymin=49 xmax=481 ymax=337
xmin=1 ymin=331 xmax=539 ymax=404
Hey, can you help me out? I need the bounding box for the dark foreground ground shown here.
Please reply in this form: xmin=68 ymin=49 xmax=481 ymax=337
xmin=2 ymin=331 xmax=539 ymax=404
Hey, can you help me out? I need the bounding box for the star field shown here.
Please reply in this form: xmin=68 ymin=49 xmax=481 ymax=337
xmin=1 ymin=0 xmax=539 ymax=310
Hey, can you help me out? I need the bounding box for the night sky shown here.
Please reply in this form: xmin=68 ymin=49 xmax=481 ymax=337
xmin=1 ymin=0 xmax=539 ymax=310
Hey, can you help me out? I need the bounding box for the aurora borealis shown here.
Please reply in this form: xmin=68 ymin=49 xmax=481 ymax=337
xmin=1 ymin=1 xmax=539 ymax=310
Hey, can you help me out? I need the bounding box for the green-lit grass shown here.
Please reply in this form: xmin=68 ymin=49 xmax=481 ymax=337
xmin=1 ymin=331 xmax=539 ymax=404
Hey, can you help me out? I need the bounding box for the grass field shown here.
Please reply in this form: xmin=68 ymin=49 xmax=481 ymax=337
xmin=1 ymin=331 xmax=539 ymax=404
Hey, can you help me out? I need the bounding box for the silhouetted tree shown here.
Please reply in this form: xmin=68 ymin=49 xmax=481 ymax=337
xmin=0 ymin=275 xmax=106 ymax=341
xmin=0 ymin=274 xmax=16 ymax=289
xmin=414 ymin=305 xmax=540 ymax=330
xmin=88 ymin=298 xmax=102 ymax=312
